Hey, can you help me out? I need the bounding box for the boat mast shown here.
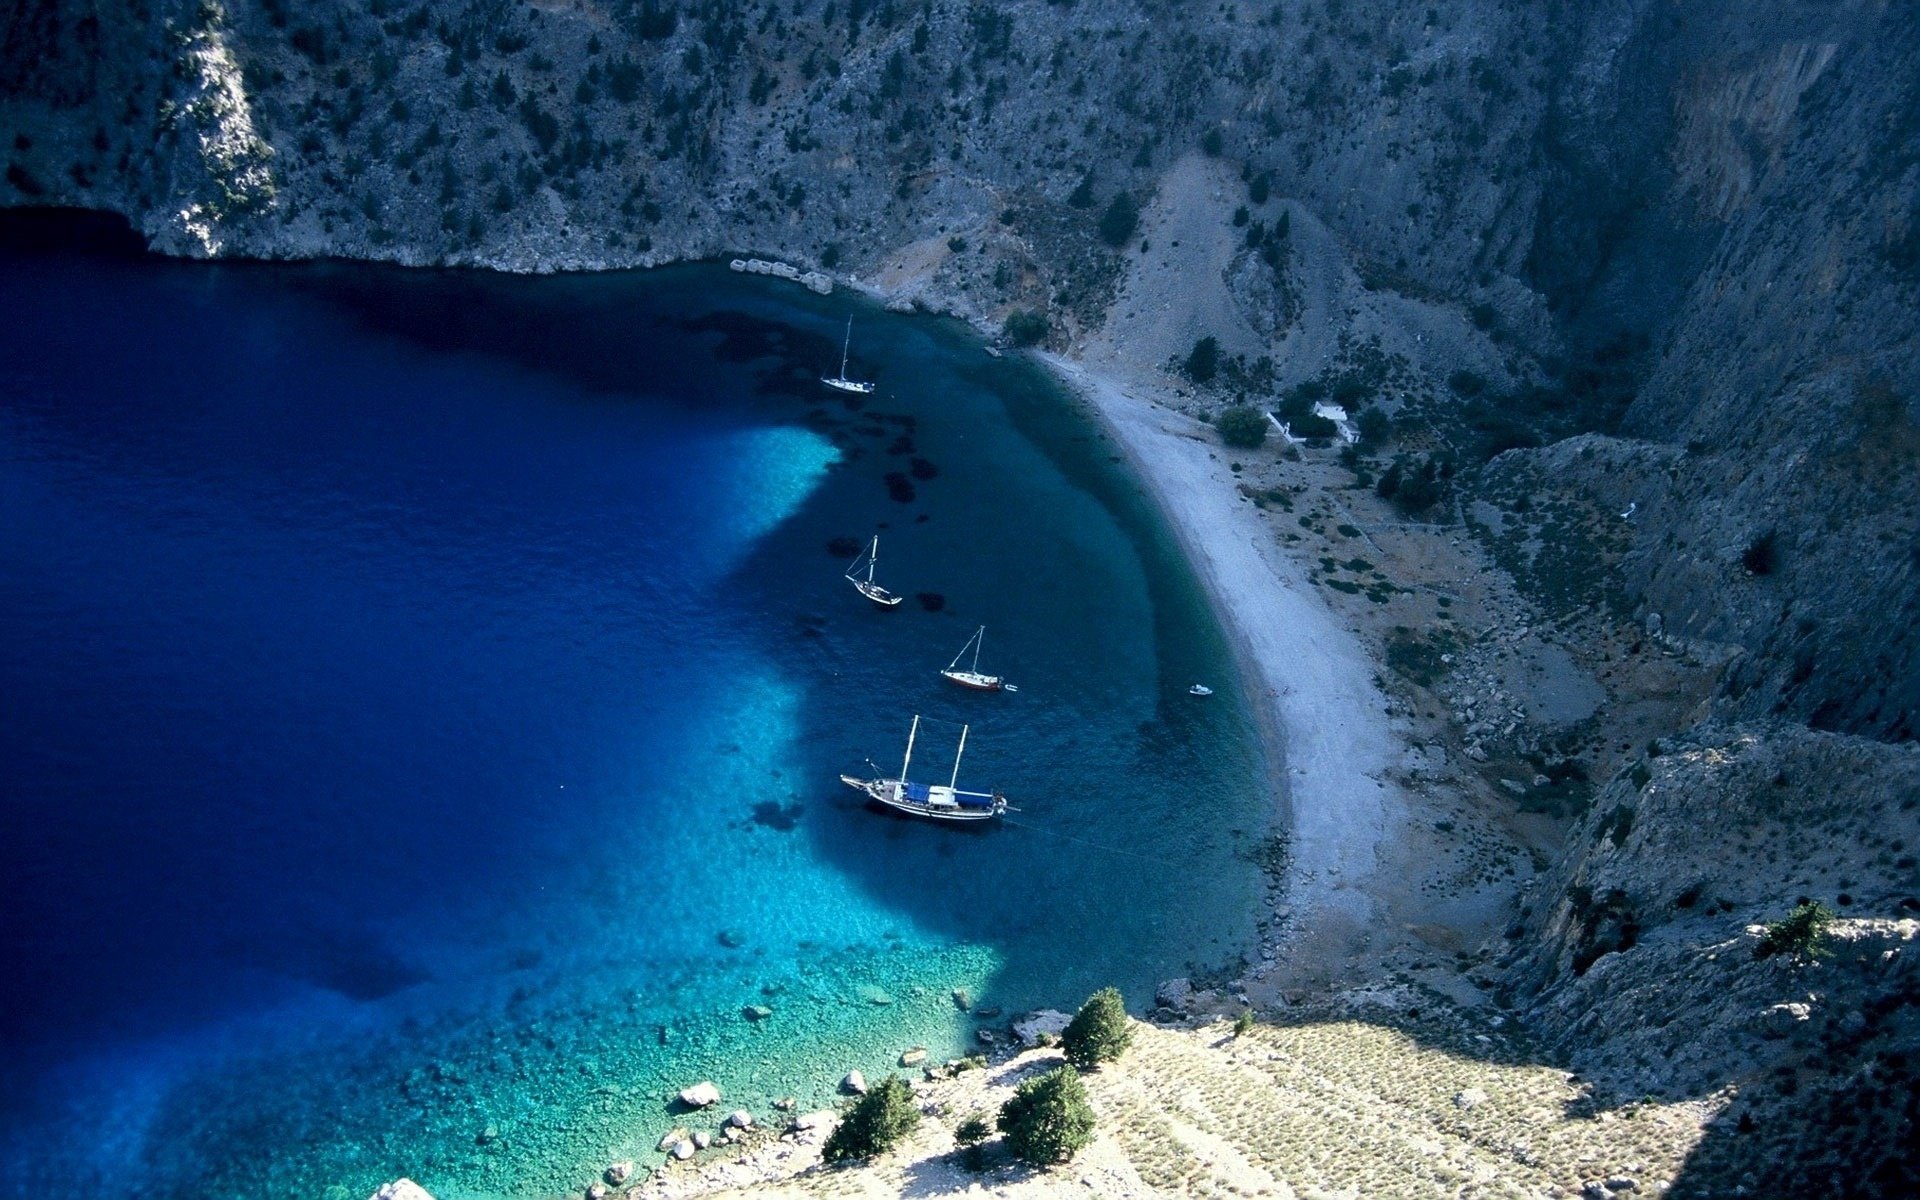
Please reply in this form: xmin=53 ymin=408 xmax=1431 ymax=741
xmin=867 ymin=535 xmax=879 ymax=585
xmin=840 ymin=317 xmax=852 ymax=379
xmin=900 ymin=714 xmax=920 ymax=781
xmin=950 ymin=723 xmax=969 ymax=790
xmin=972 ymin=626 xmax=984 ymax=672
xmin=947 ymin=627 xmax=975 ymax=672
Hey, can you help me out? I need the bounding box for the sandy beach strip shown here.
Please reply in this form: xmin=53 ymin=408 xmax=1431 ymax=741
xmin=1042 ymin=353 xmax=1409 ymax=975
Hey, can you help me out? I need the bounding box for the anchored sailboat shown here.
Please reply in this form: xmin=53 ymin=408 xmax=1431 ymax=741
xmin=940 ymin=626 xmax=1007 ymax=692
xmin=840 ymin=715 xmax=1007 ymax=822
xmin=821 ymin=317 xmax=875 ymax=395
xmin=845 ymin=535 xmax=903 ymax=608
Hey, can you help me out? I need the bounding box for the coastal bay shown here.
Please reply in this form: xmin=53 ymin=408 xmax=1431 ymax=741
xmin=0 ymin=224 xmax=1270 ymax=1199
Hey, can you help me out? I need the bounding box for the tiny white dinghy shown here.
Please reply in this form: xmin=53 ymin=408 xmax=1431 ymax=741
xmin=841 ymin=715 xmax=1007 ymax=823
xmin=1188 ymin=684 xmax=1214 ymax=697
xmin=940 ymin=625 xmax=1006 ymax=692
xmin=845 ymin=535 xmax=903 ymax=608
xmin=821 ymin=316 xmax=875 ymax=395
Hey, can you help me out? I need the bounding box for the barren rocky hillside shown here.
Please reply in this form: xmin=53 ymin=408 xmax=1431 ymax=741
xmin=6 ymin=0 xmax=1917 ymax=1193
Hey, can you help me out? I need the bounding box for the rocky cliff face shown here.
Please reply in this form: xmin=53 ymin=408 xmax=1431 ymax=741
xmin=6 ymin=0 xmax=1917 ymax=1189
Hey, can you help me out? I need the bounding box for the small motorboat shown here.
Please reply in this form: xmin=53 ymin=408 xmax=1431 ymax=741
xmin=1188 ymin=684 xmax=1214 ymax=697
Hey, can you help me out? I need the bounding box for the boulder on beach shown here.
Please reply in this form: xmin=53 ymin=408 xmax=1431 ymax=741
xmin=1013 ymin=1009 xmax=1072 ymax=1045
xmin=1156 ymin=978 xmax=1195 ymax=1012
xmin=678 ymin=1081 xmax=721 ymax=1108
xmin=841 ymin=1069 xmax=867 ymax=1094
xmin=793 ymin=1110 xmax=837 ymax=1134
xmin=604 ymin=1161 xmax=633 ymax=1185
xmin=656 ymin=1128 xmax=690 ymax=1152
xmin=725 ymin=1109 xmax=754 ymax=1129
xmin=670 ymin=1139 xmax=696 ymax=1161
xmin=369 ymin=1182 xmax=436 ymax=1200
xmin=692 ymin=1130 xmax=712 ymax=1150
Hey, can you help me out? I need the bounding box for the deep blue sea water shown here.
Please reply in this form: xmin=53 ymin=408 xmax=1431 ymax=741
xmin=0 ymin=213 xmax=1270 ymax=1198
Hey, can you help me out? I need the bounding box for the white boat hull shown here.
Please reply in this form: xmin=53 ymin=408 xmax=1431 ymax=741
xmin=941 ymin=669 xmax=1003 ymax=692
xmin=839 ymin=775 xmax=1005 ymax=822
xmin=822 ymin=376 xmax=875 ymax=395
xmin=850 ymin=578 xmax=903 ymax=608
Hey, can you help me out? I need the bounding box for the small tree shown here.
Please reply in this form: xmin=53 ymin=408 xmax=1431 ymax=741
xmin=1002 ymin=309 xmax=1049 ymax=347
xmin=821 ymin=1075 xmax=920 ymax=1164
xmin=1757 ymin=900 xmax=1836 ymax=963
xmin=997 ymin=1066 xmax=1096 ymax=1166
xmin=1215 ymin=406 xmax=1270 ymax=449
xmin=1356 ymin=407 xmax=1392 ymax=450
xmin=1097 ymin=192 xmax=1139 ymax=247
xmin=1062 ymin=986 xmax=1133 ymax=1069
xmin=1232 ymin=1010 xmax=1256 ymax=1038
xmin=1184 ymin=336 xmax=1219 ymax=383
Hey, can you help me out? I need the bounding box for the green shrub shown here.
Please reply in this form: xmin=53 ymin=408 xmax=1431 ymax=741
xmin=1062 ymin=986 xmax=1132 ymax=1068
xmin=1215 ymin=406 xmax=1269 ymax=449
xmin=1002 ymin=309 xmax=1049 ymax=347
xmin=1757 ymin=900 xmax=1836 ymax=963
xmin=1097 ymin=192 xmax=1139 ymax=247
xmin=997 ymin=1066 xmax=1096 ymax=1165
xmin=821 ymin=1075 xmax=920 ymax=1164
xmin=1184 ymin=336 xmax=1219 ymax=383
xmin=1232 ymin=1010 xmax=1256 ymax=1038
xmin=954 ymin=1113 xmax=991 ymax=1146
xmin=1200 ymin=127 xmax=1224 ymax=156
xmin=1356 ymin=407 xmax=1392 ymax=449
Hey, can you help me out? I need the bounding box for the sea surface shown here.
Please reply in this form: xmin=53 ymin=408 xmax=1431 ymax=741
xmin=0 ymin=213 xmax=1271 ymax=1199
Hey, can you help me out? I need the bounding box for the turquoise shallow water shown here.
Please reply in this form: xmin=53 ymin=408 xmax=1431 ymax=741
xmin=0 ymin=214 xmax=1271 ymax=1198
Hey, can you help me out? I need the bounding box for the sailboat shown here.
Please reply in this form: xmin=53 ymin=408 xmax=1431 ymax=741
xmin=821 ymin=316 xmax=875 ymax=395
xmin=840 ymin=715 xmax=1007 ymax=822
xmin=845 ymin=535 xmax=903 ymax=608
xmin=940 ymin=626 xmax=1007 ymax=692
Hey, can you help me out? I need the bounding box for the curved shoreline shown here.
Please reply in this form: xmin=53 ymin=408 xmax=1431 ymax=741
xmin=1041 ymin=353 xmax=1410 ymax=986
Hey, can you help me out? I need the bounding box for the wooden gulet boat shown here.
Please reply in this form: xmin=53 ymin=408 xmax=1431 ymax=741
xmin=940 ymin=625 xmax=1010 ymax=692
xmin=821 ymin=316 xmax=875 ymax=395
xmin=845 ymin=535 xmax=903 ymax=608
xmin=840 ymin=715 xmax=1007 ymax=822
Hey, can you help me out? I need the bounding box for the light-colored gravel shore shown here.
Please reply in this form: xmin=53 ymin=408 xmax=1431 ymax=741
xmin=1043 ymin=353 xmax=1410 ymax=982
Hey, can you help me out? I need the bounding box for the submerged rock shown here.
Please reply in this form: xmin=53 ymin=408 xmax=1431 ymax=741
xmin=656 ymin=1128 xmax=689 ymax=1152
xmin=725 ymin=1108 xmax=754 ymax=1129
xmin=742 ymin=1004 xmax=774 ymax=1021
xmin=604 ymin=1161 xmax=633 ymax=1185
xmin=900 ymin=1047 xmax=928 ymax=1066
xmin=952 ymin=987 xmax=972 ymax=1011
xmin=678 ymin=1081 xmax=720 ymax=1108
xmin=772 ymin=1096 xmax=797 ymax=1111
xmin=841 ymin=1069 xmax=868 ymax=1094
xmin=369 ymin=1183 xmax=436 ymax=1200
